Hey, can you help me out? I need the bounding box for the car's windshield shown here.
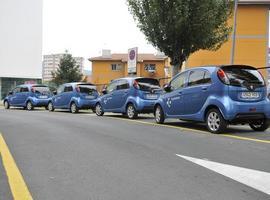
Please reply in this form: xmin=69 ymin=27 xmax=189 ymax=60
xmin=77 ymin=84 xmax=96 ymax=94
xmin=222 ymin=66 xmax=265 ymax=87
xmin=135 ymin=78 xmax=160 ymax=91
xmin=32 ymin=86 xmax=51 ymax=94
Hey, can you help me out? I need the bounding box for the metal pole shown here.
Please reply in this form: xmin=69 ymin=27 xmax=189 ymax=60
xmin=230 ymin=0 xmax=238 ymax=65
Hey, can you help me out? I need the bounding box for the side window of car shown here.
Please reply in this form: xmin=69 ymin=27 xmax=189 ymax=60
xmin=203 ymin=71 xmax=212 ymax=84
xmin=21 ymin=87 xmax=29 ymax=93
xmin=107 ymin=81 xmax=117 ymax=93
xmin=64 ymin=86 xmax=73 ymax=92
xmin=116 ymin=80 xmax=130 ymax=90
xmin=13 ymin=87 xmax=21 ymax=94
xmin=170 ymin=72 xmax=187 ymax=91
xmin=57 ymin=85 xmax=65 ymax=94
xmin=188 ymin=70 xmax=206 ymax=87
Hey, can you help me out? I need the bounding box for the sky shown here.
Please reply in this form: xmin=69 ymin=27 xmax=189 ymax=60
xmin=43 ymin=0 xmax=156 ymax=70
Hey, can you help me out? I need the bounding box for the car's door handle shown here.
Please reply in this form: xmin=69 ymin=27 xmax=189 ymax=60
xmin=178 ymin=91 xmax=182 ymax=95
xmin=202 ymin=87 xmax=208 ymax=91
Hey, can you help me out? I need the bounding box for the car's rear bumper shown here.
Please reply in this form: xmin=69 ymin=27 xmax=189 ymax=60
xmin=136 ymin=98 xmax=157 ymax=113
xmin=77 ymin=99 xmax=97 ymax=109
xmin=32 ymin=98 xmax=50 ymax=107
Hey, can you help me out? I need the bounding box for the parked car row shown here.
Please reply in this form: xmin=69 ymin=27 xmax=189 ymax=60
xmin=3 ymin=65 xmax=270 ymax=134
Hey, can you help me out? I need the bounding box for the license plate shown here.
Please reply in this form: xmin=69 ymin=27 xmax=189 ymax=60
xmin=85 ymin=95 xmax=95 ymax=99
xmin=39 ymin=95 xmax=48 ymax=99
xmin=146 ymin=94 xmax=158 ymax=99
xmin=241 ymin=92 xmax=259 ymax=99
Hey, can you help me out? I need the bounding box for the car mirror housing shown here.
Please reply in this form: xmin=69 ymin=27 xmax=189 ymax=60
xmin=163 ymin=84 xmax=171 ymax=92
xmin=102 ymin=88 xmax=107 ymax=95
xmin=53 ymin=91 xmax=57 ymax=95
xmin=8 ymin=91 xmax=13 ymax=95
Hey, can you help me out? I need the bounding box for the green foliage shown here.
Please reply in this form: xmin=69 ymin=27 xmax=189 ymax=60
xmin=51 ymin=51 xmax=82 ymax=86
xmin=127 ymin=0 xmax=233 ymax=74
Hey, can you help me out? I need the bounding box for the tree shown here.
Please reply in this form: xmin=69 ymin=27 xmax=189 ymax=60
xmin=51 ymin=51 xmax=83 ymax=86
xmin=127 ymin=0 xmax=233 ymax=76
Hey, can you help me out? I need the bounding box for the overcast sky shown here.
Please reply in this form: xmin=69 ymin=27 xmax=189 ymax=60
xmin=43 ymin=0 xmax=156 ymax=70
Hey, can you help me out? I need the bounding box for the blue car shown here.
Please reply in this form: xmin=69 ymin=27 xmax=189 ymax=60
xmin=3 ymin=84 xmax=52 ymax=110
xmin=95 ymin=77 xmax=162 ymax=119
xmin=154 ymin=65 xmax=270 ymax=133
xmin=48 ymin=82 xmax=98 ymax=113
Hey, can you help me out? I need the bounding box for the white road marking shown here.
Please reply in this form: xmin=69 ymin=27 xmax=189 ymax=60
xmin=176 ymin=154 xmax=270 ymax=195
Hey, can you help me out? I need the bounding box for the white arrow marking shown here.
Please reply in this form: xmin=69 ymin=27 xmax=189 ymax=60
xmin=176 ymin=154 xmax=270 ymax=195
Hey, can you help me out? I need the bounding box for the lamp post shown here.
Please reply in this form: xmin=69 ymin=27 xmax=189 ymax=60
xmin=230 ymin=0 xmax=238 ymax=65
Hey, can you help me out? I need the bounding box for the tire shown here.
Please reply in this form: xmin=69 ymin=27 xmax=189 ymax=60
xmin=26 ymin=101 xmax=34 ymax=111
xmin=95 ymin=103 xmax=104 ymax=116
xmin=206 ymin=109 xmax=227 ymax=134
xmin=249 ymin=119 xmax=270 ymax=132
xmin=126 ymin=104 xmax=138 ymax=119
xmin=48 ymin=102 xmax=54 ymax=112
xmin=4 ymin=101 xmax=10 ymax=109
xmin=70 ymin=102 xmax=79 ymax=114
xmin=45 ymin=106 xmax=49 ymax=110
xmin=155 ymin=105 xmax=165 ymax=124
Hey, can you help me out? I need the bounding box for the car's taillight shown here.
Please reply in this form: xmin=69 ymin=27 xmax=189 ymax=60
xmin=133 ymin=81 xmax=140 ymax=89
xmin=217 ymin=69 xmax=230 ymax=85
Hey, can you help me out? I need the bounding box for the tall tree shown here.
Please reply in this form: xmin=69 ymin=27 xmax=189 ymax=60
xmin=127 ymin=0 xmax=233 ymax=76
xmin=51 ymin=51 xmax=83 ymax=86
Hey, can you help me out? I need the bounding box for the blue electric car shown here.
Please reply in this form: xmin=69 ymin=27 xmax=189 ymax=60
xmin=154 ymin=65 xmax=270 ymax=133
xmin=95 ymin=77 xmax=162 ymax=119
xmin=48 ymin=82 xmax=98 ymax=113
xmin=3 ymin=84 xmax=52 ymax=110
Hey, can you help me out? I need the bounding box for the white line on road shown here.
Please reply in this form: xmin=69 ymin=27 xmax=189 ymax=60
xmin=176 ymin=154 xmax=270 ymax=196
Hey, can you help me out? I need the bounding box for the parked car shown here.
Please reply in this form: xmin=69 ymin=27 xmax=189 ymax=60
xmin=95 ymin=77 xmax=162 ymax=119
xmin=154 ymin=65 xmax=270 ymax=133
xmin=47 ymin=82 xmax=98 ymax=113
xmin=3 ymin=84 xmax=52 ymax=110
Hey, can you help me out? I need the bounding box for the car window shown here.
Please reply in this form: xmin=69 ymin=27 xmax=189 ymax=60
xmin=32 ymin=86 xmax=50 ymax=94
xmin=116 ymin=80 xmax=130 ymax=90
xmin=57 ymin=85 xmax=65 ymax=94
xmin=13 ymin=87 xmax=21 ymax=94
xmin=20 ymin=87 xmax=29 ymax=92
xmin=188 ymin=70 xmax=211 ymax=87
xmin=134 ymin=78 xmax=160 ymax=91
xmin=64 ymin=86 xmax=73 ymax=92
xmin=77 ymin=84 xmax=97 ymax=94
xmin=170 ymin=72 xmax=187 ymax=91
xmin=107 ymin=81 xmax=117 ymax=93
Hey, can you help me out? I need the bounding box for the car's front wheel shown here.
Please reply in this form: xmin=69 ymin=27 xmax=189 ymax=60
xmin=48 ymin=102 xmax=54 ymax=112
xmin=206 ymin=109 xmax=227 ymax=134
xmin=70 ymin=102 xmax=79 ymax=114
xmin=155 ymin=105 xmax=165 ymax=124
xmin=26 ymin=101 xmax=34 ymax=111
xmin=95 ymin=103 xmax=104 ymax=116
xmin=126 ymin=104 xmax=138 ymax=119
xmin=249 ymin=119 xmax=270 ymax=132
xmin=4 ymin=101 xmax=10 ymax=109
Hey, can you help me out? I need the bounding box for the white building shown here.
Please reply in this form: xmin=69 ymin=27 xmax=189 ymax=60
xmin=42 ymin=54 xmax=84 ymax=82
xmin=0 ymin=0 xmax=43 ymax=99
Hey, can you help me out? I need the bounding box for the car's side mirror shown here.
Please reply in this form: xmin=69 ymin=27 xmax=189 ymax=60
xmin=53 ymin=91 xmax=57 ymax=95
xmin=163 ymin=84 xmax=171 ymax=92
xmin=8 ymin=91 xmax=13 ymax=95
xmin=102 ymin=88 xmax=107 ymax=95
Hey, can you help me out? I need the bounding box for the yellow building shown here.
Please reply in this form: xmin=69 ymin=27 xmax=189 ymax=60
xmin=89 ymin=50 xmax=170 ymax=89
xmin=187 ymin=0 xmax=270 ymax=77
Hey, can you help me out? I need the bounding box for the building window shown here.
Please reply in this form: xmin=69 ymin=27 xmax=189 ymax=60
xmin=111 ymin=64 xmax=122 ymax=71
xmin=145 ymin=64 xmax=156 ymax=72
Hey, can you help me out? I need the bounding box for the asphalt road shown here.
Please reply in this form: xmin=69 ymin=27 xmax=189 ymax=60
xmin=0 ymin=108 xmax=270 ymax=200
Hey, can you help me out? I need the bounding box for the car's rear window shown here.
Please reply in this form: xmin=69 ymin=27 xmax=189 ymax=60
xmin=77 ymin=84 xmax=96 ymax=94
xmin=135 ymin=78 xmax=160 ymax=91
xmin=32 ymin=86 xmax=50 ymax=94
xmin=222 ymin=66 xmax=265 ymax=87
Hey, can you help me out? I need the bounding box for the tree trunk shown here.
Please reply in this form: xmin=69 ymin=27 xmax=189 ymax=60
xmin=171 ymin=61 xmax=183 ymax=78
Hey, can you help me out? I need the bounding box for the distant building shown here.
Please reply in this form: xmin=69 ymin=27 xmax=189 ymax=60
xmin=42 ymin=54 xmax=84 ymax=82
xmin=89 ymin=50 xmax=170 ymax=90
xmin=0 ymin=0 xmax=43 ymax=99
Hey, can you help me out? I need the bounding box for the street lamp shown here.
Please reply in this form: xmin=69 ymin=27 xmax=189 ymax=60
xmin=230 ymin=0 xmax=238 ymax=65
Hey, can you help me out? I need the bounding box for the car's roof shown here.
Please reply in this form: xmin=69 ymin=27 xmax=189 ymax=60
xmin=17 ymin=84 xmax=48 ymax=87
xmin=112 ymin=77 xmax=158 ymax=82
xmin=63 ymin=82 xmax=94 ymax=86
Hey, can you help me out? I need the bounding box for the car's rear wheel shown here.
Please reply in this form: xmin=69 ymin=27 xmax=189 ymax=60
xmin=48 ymin=102 xmax=54 ymax=112
xmin=26 ymin=101 xmax=34 ymax=111
xmin=70 ymin=102 xmax=79 ymax=114
xmin=4 ymin=101 xmax=10 ymax=109
xmin=249 ymin=119 xmax=270 ymax=132
xmin=155 ymin=105 xmax=165 ymax=124
xmin=126 ymin=104 xmax=138 ymax=119
xmin=95 ymin=103 xmax=104 ymax=116
xmin=206 ymin=109 xmax=227 ymax=134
